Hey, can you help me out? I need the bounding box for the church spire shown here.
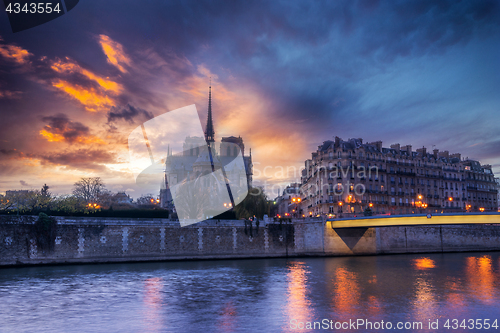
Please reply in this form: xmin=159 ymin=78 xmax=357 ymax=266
xmin=205 ymin=78 xmax=215 ymax=143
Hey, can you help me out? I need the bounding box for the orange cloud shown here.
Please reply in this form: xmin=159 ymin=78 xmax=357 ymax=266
xmin=52 ymin=79 xmax=115 ymax=111
xmin=39 ymin=129 xmax=64 ymax=142
xmin=40 ymin=128 xmax=105 ymax=145
xmin=51 ymin=58 xmax=123 ymax=94
xmin=0 ymin=43 xmax=31 ymax=64
xmin=39 ymin=113 xmax=106 ymax=145
xmin=98 ymin=35 xmax=131 ymax=73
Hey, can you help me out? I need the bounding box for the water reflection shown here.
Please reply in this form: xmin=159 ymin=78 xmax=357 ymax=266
xmin=0 ymin=253 xmax=499 ymax=332
xmin=466 ymin=255 xmax=495 ymax=304
xmin=216 ymin=301 xmax=238 ymax=333
xmin=332 ymin=267 xmax=360 ymax=316
xmin=283 ymin=261 xmax=312 ymax=325
xmin=413 ymin=257 xmax=436 ymax=270
xmin=142 ymin=277 xmax=164 ymax=332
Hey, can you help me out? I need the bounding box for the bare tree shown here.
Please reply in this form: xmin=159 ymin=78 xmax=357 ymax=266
xmin=73 ymin=177 xmax=105 ymax=203
xmin=136 ymin=194 xmax=156 ymax=206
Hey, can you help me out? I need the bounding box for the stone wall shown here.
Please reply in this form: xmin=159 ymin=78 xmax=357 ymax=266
xmin=1 ymin=215 xmax=500 ymax=266
xmin=0 ymin=216 xmax=297 ymax=266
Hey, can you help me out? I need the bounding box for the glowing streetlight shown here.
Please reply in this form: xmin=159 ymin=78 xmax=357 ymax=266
xmin=479 ymin=207 xmax=485 ymax=212
xmin=368 ymin=203 xmax=373 ymax=208
xmin=418 ymin=195 xmax=423 ymax=200
xmin=448 ymin=197 xmax=453 ymax=202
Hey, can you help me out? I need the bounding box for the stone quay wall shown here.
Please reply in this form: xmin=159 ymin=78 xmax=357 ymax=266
xmin=1 ymin=215 xmax=500 ymax=266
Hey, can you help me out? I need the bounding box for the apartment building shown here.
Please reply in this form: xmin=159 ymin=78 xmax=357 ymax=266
xmin=298 ymin=137 xmax=498 ymax=216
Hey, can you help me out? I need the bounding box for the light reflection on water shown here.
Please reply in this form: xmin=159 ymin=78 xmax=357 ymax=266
xmin=0 ymin=252 xmax=499 ymax=333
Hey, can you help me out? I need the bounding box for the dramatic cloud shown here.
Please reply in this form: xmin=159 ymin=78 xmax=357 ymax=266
xmin=107 ymin=104 xmax=153 ymax=124
xmin=98 ymin=34 xmax=132 ymax=73
xmin=0 ymin=1 xmax=499 ymax=197
xmin=51 ymin=80 xmax=116 ymax=112
xmin=40 ymin=114 xmax=105 ymax=144
xmin=37 ymin=148 xmax=117 ymax=171
xmin=0 ymin=41 xmax=31 ymax=64
xmin=51 ymin=57 xmax=123 ymax=94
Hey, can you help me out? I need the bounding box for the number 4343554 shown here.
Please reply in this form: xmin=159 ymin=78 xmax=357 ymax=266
xmin=444 ymin=319 xmax=498 ymax=330
xmin=5 ymin=2 xmax=61 ymax=14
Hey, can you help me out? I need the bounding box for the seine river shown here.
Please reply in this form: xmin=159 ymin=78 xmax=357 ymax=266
xmin=1 ymin=252 xmax=500 ymax=332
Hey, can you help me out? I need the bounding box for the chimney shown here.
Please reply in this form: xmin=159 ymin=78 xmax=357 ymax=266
xmin=334 ymin=136 xmax=341 ymax=148
xmin=433 ymin=149 xmax=439 ymax=159
xmin=451 ymin=153 xmax=461 ymax=160
xmin=404 ymin=145 xmax=412 ymax=154
xmin=416 ymin=147 xmax=427 ymax=156
xmin=442 ymin=150 xmax=449 ymax=158
xmin=368 ymin=140 xmax=383 ymax=151
xmin=390 ymin=143 xmax=400 ymax=153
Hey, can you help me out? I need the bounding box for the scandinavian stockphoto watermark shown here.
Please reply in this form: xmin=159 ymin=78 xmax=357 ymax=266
xmin=250 ymin=162 xmax=379 ymax=198
xmin=128 ymin=105 xmax=248 ymax=227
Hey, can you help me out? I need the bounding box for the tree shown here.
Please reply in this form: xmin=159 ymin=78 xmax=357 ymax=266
xmin=72 ymin=177 xmax=106 ymax=203
xmin=41 ymin=184 xmax=50 ymax=197
xmin=50 ymin=195 xmax=88 ymax=213
xmin=0 ymin=190 xmax=51 ymax=213
xmin=234 ymin=187 xmax=270 ymax=219
xmin=136 ymin=194 xmax=156 ymax=206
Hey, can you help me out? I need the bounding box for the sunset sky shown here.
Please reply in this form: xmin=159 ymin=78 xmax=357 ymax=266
xmin=1 ymin=0 xmax=499 ymax=198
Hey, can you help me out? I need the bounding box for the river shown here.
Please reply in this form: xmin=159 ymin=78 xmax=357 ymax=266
xmin=1 ymin=252 xmax=499 ymax=332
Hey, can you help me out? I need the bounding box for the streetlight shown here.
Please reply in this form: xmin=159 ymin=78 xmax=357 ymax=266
xmin=291 ymin=197 xmax=301 ymax=217
xmin=479 ymin=207 xmax=485 ymax=212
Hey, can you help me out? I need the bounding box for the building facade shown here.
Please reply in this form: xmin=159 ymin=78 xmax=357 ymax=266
xmin=276 ymin=183 xmax=300 ymax=217
xmin=299 ymin=137 xmax=498 ymax=216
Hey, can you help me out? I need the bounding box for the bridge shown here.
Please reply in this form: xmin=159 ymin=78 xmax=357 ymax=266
xmin=327 ymin=212 xmax=500 ymax=228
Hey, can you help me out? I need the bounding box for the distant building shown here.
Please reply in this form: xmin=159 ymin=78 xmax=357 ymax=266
xmin=276 ymin=183 xmax=300 ymax=217
xmin=112 ymin=192 xmax=133 ymax=204
xmin=5 ymin=190 xmax=30 ymax=196
xmin=299 ymin=137 xmax=498 ymax=216
xmin=495 ymin=177 xmax=500 ymax=211
xmin=159 ymin=84 xmax=253 ymax=209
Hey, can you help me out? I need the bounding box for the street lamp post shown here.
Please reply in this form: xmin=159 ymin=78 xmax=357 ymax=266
xmin=291 ymin=197 xmax=301 ymax=218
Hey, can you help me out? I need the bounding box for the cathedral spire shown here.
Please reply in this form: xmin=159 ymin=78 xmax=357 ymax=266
xmin=205 ymin=78 xmax=215 ymax=143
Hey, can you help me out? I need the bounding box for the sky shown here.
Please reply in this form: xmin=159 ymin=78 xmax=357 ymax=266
xmin=0 ymin=0 xmax=499 ymax=199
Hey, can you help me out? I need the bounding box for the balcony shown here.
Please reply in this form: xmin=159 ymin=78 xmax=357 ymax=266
xmin=396 ymin=171 xmax=416 ymax=176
